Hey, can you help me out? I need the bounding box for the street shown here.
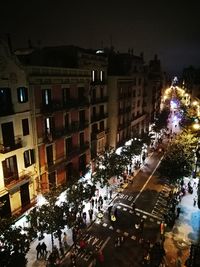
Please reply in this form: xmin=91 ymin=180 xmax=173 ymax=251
xmin=61 ymin=149 xmax=171 ymax=267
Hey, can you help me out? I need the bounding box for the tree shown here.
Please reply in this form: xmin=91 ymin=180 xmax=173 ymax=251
xmin=121 ymin=138 xmax=143 ymax=170
xmin=66 ymin=180 xmax=96 ymax=220
xmin=0 ymin=217 xmax=30 ymax=267
xmin=158 ymin=131 xmax=197 ymax=184
xmin=153 ymin=107 xmax=170 ymax=133
xmin=27 ymin=186 xmax=66 ymax=249
xmin=92 ymin=147 xmax=126 ymax=188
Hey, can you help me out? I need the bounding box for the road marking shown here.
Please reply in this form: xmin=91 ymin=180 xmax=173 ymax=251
xmin=124 ymin=232 xmax=129 ymax=236
xmin=103 ymin=223 xmax=107 ymax=227
xmin=88 ymin=237 xmax=111 ymax=267
xmin=109 ymin=226 xmax=114 ymax=230
xmin=118 ymin=202 xmax=163 ymax=221
xmin=133 ymin=155 xmax=164 ymax=203
xmin=100 ymin=236 xmax=111 ymax=250
xmin=116 ymin=229 xmax=121 ymax=233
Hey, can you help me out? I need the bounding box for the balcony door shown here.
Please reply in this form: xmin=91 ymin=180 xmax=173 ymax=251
xmin=2 ymin=122 xmax=15 ymax=148
xmin=20 ymin=182 xmax=30 ymax=208
xmin=2 ymin=155 xmax=18 ymax=185
xmin=46 ymin=145 xmax=54 ymax=167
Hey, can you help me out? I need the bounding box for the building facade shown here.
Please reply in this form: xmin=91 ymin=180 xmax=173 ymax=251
xmin=0 ymin=40 xmax=37 ymax=217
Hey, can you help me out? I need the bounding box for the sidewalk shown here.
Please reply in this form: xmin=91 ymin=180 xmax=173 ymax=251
xmin=164 ymin=177 xmax=200 ymax=266
xmin=25 ymin=156 xmax=150 ymax=267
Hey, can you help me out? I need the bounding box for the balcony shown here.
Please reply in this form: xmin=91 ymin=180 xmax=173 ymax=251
xmin=40 ymin=101 xmax=63 ymax=114
xmin=91 ymin=113 xmax=108 ymax=123
xmin=46 ymin=143 xmax=90 ymax=171
xmin=43 ymin=122 xmax=89 ymax=143
xmin=4 ymin=170 xmax=32 ymax=189
xmin=0 ymin=136 xmax=23 ymax=154
xmin=64 ymin=98 xmax=89 ymax=110
xmin=91 ymin=96 xmax=108 ymax=105
xmin=41 ymin=98 xmax=89 ymax=114
xmin=91 ymin=130 xmax=105 ymax=141
xmin=0 ymin=103 xmax=14 ymax=117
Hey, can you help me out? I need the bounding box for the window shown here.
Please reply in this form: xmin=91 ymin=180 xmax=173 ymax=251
xmin=42 ymin=89 xmax=51 ymax=105
xmin=78 ymin=87 xmax=85 ymax=99
xmin=100 ymin=121 xmax=104 ymax=131
xmin=24 ymin=149 xmax=35 ymax=168
xmin=17 ymin=87 xmax=28 ymax=103
xmin=92 ymin=70 xmax=98 ymax=82
xmin=137 ymin=100 xmax=140 ymax=107
xmin=100 ymin=71 xmax=105 ymax=82
xmin=63 ymin=88 xmax=70 ymax=105
xmin=79 ymin=132 xmax=84 ymax=147
xmin=2 ymin=155 xmax=18 ymax=183
xmin=22 ymin=119 xmax=29 ymax=136
xmin=100 ymin=105 xmax=104 ymax=115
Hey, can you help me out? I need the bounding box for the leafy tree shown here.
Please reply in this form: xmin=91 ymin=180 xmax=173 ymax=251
xmin=66 ymin=180 xmax=96 ymax=220
xmin=26 ymin=186 xmax=66 ymax=248
xmin=153 ymin=107 xmax=170 ymax=133
xmin=121 ymin=138 xmax=143 ymax=169
xmin=158 ymin=131 xmax=197 ymax=184
xmin=0 ymin=217 xmax=30 ymax=267
xmin=92 ymin=147 xmax=126 ymax=188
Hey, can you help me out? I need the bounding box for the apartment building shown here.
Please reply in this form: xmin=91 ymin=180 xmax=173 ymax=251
xmin=0 ymin=40 xmax=37 ymax=217
xmin=107 ymin=50 xmax=148 ymax=149
xmin=146 ymin=54 xmax=164 ymax=122
xmin=16 ymin=45 xmax=108 ymax=191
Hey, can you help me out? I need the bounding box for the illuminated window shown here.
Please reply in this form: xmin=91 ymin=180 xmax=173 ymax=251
xmin=17 ymin=87 xmax=28 ymax=103
xmin=42 ymin=89 xmax=51 ymax=105
xmin=24 ymin=149 xmax=35 ymax=168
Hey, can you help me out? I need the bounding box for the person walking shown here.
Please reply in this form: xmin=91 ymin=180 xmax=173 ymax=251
xmin=193 ymin=196 xmax=197 ymax=207
xmin=88 ymin=209 xmax=93 ymax=221
xmin=91 ymin=198 xmax=95 ymax=209
xmin=36 ymin=242 xmax=42 ymax=260
xmin=41 ymin=242 xmax=47 ymax=258
xmin=63 ymin=232 xmax=68 ymax=249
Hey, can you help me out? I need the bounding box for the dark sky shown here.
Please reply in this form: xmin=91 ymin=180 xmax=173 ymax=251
xmin=1 ymin=0 xmax=200 ymax=75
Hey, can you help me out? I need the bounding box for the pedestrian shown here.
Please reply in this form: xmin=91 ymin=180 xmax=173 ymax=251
xmin=88 ymin=209 xmax=93 ymax=221
xmin=83 ymin=211 xmax=87 ymax=223
xmin=95 ymin=198 xmax=98 ymax=208
xmin=98 ymin=250 xmax=104 ymax=263
xmin=36 ymin=242 xmax=42 ymax=260
xmin=91 ymin=198 xmax=95 ymax=209
xmin=109 ymin=190 xmax=112 ymax=199
xmin=193 ymin=196 xmax=197 ymax=207
xmin=63 ymin=232 xmax=68 ymax=249
xmin=41 ymin=242 xmax=47 ymax=258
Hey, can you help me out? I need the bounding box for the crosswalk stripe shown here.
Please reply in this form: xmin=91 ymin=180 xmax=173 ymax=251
xmin=103 ymin=223 xmax=107 ymax=227
xmin=109 ymin=226 xmax=114 ymax=230
xmin=116 ymin=229 xmax=121 ymax=233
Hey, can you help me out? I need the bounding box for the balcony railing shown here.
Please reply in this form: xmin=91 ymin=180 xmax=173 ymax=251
xmin=46 ymin=142 xmax=90 ymax=171
xmin=91 ymin=113 xmax=108 ymax=123
xmin=4 ymin=170 xmax=32 ymax=188
xmin=0 ymin=103 xmax=14 ymax=117
xmin=0 ymin=136 xmax=23 ymax=154
xmin=43 ymin=122 xmax=89 ymax=143
xmin=91 ymin=96 xmax=108 ymax=105
xmin=41 ymin=98 xmax=89 ymax=114
xmin=91 ymin=130 xmax=105 ymax=140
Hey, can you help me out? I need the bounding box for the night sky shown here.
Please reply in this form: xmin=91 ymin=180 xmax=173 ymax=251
xmin=1 ymin=0 xmax=200 ymax=75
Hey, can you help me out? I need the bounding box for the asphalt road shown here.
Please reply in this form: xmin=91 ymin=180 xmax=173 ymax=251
xmin=61 ymin=150 xmax=171 ymax=267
